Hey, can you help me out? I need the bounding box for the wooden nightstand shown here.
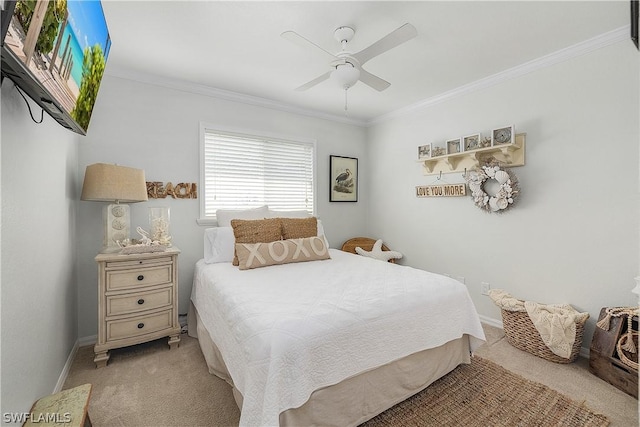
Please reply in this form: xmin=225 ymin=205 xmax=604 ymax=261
xmin=93 ymin=247 xmax=181 ymax=368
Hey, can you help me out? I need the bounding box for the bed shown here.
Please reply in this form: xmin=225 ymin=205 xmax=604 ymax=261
xmin=189 ymin=214 xmax=485 ymax=426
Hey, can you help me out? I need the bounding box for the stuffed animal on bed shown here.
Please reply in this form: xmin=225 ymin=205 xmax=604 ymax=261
xmin=355 ymin=239 xmax=403 ymax=262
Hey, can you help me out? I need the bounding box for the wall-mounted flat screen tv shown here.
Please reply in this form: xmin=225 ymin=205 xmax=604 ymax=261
xmin=1 ymin=0 xmax=111 ymax=135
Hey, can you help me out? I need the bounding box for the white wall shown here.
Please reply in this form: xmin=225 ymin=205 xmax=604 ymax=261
xmin=1 ymin=80 xmax=79 ymax=415
xmin=366 ymin=40 xmax=639 ymax=347
xmin=76 ymin=75 xmax=368 ymax=338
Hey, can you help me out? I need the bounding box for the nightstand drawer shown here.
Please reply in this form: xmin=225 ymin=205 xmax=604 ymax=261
xmin=106 ymin=287 xmax=172 ymax=316
xmin=106 ymin=310 xmax=173 ymax=341
xmin=106 ymin=265 xmax=172 ymax=291
xmin=106 ymin=257 xmax=173 ymax=269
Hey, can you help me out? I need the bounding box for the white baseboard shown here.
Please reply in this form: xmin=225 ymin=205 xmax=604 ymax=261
xmin=78 ymin=334 xmax=97 ymax=347
xmin=479 ymin=314 xmax=503 ymax=329
xmin=579 ymin=345 xmax=590 ymax=358
xmin=53 ymin=335 xmax=97 ymax=394
xmin=53 ymin=341 xmax=79 ymax=394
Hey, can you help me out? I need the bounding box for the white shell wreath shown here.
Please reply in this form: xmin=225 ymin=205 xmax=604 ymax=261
xmin=465 ymin=163 xmax=519 ymax=213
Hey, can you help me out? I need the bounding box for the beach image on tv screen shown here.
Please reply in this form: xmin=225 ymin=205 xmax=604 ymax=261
xmin=4 ymin=0 xmax=111 ymax=132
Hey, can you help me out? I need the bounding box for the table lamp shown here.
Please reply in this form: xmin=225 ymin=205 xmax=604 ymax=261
xmin=81 ymin=163 xmax=148 ymax=252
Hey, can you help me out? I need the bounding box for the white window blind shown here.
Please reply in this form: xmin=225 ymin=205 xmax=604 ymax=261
xmin=201 ymin=127 xmax=315 ymax=220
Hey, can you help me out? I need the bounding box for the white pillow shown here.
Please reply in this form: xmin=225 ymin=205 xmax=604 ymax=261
xmin=216 ymin=205 xmax=269 ymax=227
xmin=317 ymin=220 xmax=330 ymax=249
xmin=204 ymin=227 xmax=235 ymax=263
xmin=267 ymin=209 xmax=310 ymax=218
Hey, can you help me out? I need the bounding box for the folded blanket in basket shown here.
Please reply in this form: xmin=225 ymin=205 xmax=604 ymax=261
xmin=488 ymin=289 xmax=527 ymax=312
xmin=489 ymin=289 xmax=589 ymax=359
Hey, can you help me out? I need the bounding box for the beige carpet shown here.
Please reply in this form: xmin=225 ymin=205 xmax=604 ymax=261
xmin=62 ymin=325 xmax=638 ymax=426
xmin=64 ymin=334 xmax=240 ymax=426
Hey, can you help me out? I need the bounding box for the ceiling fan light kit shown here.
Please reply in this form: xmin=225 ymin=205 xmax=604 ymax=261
xmin=331 ymin=63 xmax=360 ymax=89
xmin=282 ymin=23 xmax=417 ymax=111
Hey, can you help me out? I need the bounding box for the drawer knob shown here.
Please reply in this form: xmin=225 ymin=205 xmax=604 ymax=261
xmin=137 ymin=275 xmax=144 ymax=281
xmin=137 ymin=323 xmax=145 ymax=329
xmin=137 ymin=299 xmax=145 ymax=305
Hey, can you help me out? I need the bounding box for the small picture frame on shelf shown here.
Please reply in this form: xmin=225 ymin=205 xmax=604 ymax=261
xmin=463 ymin=134 xmax=481 ymax=151
xmin=478 ymin=136 xmax=492 ymax=148
xmin=431 ymin=141 xmax=447 ymax=157
xmin=446 ymin=138 xmax=461 ymax=154
xmin=418 ymin=143 xmax=431 ymax=160
xmin=492 ymin=125 xmax=515 ymax=146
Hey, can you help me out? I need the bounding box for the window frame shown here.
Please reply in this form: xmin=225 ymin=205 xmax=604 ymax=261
xmin=197 ymin=122 xmax=317 ymax=226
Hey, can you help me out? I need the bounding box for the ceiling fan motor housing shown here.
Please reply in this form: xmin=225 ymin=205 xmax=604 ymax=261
xmin=334 ymin=26 xmax=355 ymax=44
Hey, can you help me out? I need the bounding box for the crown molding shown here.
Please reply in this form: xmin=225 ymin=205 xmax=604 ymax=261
xmin=104 ymin=68 xmax=367 ymax=127
xmin=105 ymin=26 xmax=629 ymax=129
xmin=367 ymin=25 xmax=631 ymax=126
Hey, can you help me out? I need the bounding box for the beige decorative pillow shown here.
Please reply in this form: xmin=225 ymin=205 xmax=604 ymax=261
xmin=235 ymin=236 xmax=330 ymax=270
xmin=280 ymin=217 xmax=318 ymax=240
xmin=231 ymin=218 xmax=282 ymax=266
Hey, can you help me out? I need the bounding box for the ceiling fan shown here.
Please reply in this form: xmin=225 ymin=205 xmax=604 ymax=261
xmin=281 ymin=23 xmax=417 ymax=92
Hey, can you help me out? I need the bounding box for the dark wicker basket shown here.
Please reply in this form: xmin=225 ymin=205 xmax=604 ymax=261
xmin=501 ymin=308 xmax=587 ymax=363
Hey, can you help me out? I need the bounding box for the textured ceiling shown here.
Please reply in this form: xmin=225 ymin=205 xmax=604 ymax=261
xmin=102 ymin=1 xmax=629 ymax=123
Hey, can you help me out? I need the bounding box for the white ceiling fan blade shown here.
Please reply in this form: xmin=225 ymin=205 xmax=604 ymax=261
xmin=359 ymin=69 xmax=391 ymax=91
xmin=353 ymin=23 xmax=417 ymax=65
xmin=295 ymin=72 xmax=331 ymax=91
xmin=281 ymin=30 xmax=339 ymax=63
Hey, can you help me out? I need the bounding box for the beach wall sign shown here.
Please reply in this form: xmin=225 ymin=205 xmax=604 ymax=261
xmin=147 ymin=182 xmax=197 ymax=199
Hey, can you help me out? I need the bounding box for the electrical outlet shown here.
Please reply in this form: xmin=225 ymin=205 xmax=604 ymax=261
xmin=481 ymin=282 xmax=491 ymax=295
xmin=456 ymin=276 xmax=465 ymax=284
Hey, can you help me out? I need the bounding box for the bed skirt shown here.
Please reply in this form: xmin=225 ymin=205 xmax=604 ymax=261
xmin=188 ymin=302 xmax=471 ymax=426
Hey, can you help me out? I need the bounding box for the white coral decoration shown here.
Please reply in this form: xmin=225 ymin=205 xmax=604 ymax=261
xmin=465 ymin=163 xmax=519 ymax=213
xmin=136 ymin=226 xmax=156 ymax=245
xmin=150 ymin=216 xmax=172 ymax=246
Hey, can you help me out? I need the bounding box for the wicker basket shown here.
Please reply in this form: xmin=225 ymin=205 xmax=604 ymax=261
xmin=500 ymin=308 xmax=587 ymax=363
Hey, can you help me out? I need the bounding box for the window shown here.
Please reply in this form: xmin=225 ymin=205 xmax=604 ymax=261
xmin=199 ymin=124 xmax=315 ymax=223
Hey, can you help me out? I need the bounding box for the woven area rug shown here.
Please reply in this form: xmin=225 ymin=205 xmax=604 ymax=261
xmin=361 ymin=356 xmax=609 ymax=427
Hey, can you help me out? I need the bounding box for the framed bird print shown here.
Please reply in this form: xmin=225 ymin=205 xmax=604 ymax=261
xmin=330 ymin=155 xmax=358 ymax=202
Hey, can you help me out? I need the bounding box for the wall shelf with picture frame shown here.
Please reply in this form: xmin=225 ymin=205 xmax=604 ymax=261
xmin=417 ymin=133 xmax=526 ymax=176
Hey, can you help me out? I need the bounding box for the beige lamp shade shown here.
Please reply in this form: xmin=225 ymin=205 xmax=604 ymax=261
xmin=81 ymin=163 xmax=148 ymax=251
xmin=81 ymin=163 xmax=148 ymax=203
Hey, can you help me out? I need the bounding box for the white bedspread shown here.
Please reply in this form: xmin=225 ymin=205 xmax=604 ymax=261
xmin=191 ymin=249 xmax=485 ymax=426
